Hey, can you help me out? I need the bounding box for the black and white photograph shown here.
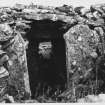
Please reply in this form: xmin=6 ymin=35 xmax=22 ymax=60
xmin=0 ymin=0 xmax=105 ymax=103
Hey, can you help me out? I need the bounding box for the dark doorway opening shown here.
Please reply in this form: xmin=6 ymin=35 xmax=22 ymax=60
xmin=26 ymin=20 xmax=67 ymax=98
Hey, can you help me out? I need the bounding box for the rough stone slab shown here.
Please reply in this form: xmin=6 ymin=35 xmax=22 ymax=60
xmin=64 ymin=24 xmax=99 ymax=87
xmin=5 ymin=33 xmax=31 ymax=100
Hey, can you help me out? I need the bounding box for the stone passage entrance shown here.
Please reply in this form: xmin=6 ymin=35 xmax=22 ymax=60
xmin=26 ymin=20 xmax=67 ymax=98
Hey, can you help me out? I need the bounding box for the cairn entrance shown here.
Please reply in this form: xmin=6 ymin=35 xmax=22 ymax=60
xmin=26 ymin=19 xmax=67 ymax=98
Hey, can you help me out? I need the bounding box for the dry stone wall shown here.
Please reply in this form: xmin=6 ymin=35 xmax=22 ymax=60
xmin=0 ymin=3 xmax=105 ymax=101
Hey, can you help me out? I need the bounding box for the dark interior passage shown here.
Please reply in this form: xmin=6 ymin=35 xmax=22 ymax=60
xmin=26 ymin=20 xmax=67 ymax=98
